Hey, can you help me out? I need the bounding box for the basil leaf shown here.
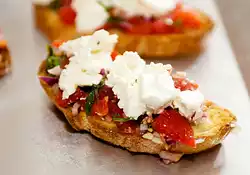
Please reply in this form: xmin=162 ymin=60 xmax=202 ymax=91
xmin=85 ymin=90 xmax=96 ymax=115
xmin=112 ymin=117 xmax=134 ymax=122
xmin=46 ymin=56 xmax=60 ymax=69
xmin=47 ymin=45 xmax=53 ymax=57
xmin=107 ymin=16 xmax=124 ymax=24
xmin=49 ymin=0 xmax=61 ymax=10
xmin=173 ymin=19 xmax=183 ymax=27
xmin=97 ymin=1 xmax=112 ymax=12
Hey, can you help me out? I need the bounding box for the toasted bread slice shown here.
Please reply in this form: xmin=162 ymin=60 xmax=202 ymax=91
xmin=34 ymin=5 xmax=214 ymax=58
xmin=38 ymin=60 xmax=236 ymax=155
xmin=0 ymin=48 xmax=11 ymax=77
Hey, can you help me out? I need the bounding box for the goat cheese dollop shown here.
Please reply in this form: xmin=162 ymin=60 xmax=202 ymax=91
xmin=58 ymin=30 xmax=118 ymax=99
xmin=72 ymin=0 xmax=109 ymax=33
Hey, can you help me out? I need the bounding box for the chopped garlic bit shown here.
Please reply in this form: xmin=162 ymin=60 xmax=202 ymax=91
xmin=142 ymin=132 xmax=154 ymax=140
xmin=164 ymin=18 xmax=174 ymax=25
xmin=152 ymin=137 xmax=163 ymax=144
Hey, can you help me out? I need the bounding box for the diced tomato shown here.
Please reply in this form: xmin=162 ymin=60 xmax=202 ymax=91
xmin=171 ymin=9 xmax=201 ymax=29
xmin=98 ymin=85 xmax=115 ymax=100
xmin=173 ymin=77 xmax=199 ymax=91
xmin=116 ymin=120 xmax=138 ymax=134
xmin=67 ymin=88 xmax=87 ymax=104
xmin=108 ymin=100 xmax=124 ymax=117
xmin=152 ymin=109 xmax=195 ymax=147
xmin=151 ymin=19 xmax=177 ymax=34
xmin=58 ymin=6 xmax=76 ymax=25
xmin=152 ymin=20 xmax=166 ymax=34
xmin=56 ymin=90 xmax=69 ymax=108
xmin=98 ymin=23 xmax=113 ymax=30
xmin=127 ymin=16 xmax=148 ymax=24
xmin=51 ymin=40 xmax=65 ymax=48
xmin=125 ymin=22 xmax=152 ymax=34
xmin=61 ymin=0 xmax=72 ymax=6
xmin=111 ymin=50 xmax=119 ymax=61
xmin=56 ymin=88 xmax=87 ymax=108
xmin=60 ymin=58 xmax=70 ymax=69
xmin=91 ymin=96 xmax=109 ymax=117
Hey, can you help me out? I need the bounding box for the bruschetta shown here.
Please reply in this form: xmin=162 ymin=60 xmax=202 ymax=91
xmin=34 ymin=0 xmax=214 ymax=58
xmin=0 ymin=31 xmax=11 ymax=77
xmin=38 ymin=30 xmax=236 ymax=164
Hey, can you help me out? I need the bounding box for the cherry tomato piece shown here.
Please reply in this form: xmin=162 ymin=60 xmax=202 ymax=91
xmin=58 ymin=6 xmax=76 ymax=25
xmin=152 ymin=109 xmax=195 ymax=147
xmin=91 ymin=96 xmax=109 ymax=117
xmin=111 ymin=51 xmax=119 ymax=61
xmin=51 ymin=40 xmax=65 ymax=48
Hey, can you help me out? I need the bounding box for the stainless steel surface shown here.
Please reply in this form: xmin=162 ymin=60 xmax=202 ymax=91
xmin=0 ymin=0 xmax=250 ymax=174
xmin=216 ymin=0 xmax=250 ymax=95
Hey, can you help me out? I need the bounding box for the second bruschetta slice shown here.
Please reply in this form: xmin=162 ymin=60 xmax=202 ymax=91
xmin=38 ymin=30 xmax=236 ymax=164
xmin=0 ymin=31 xmax=11 ymax=77
xmin=34 ymin=0 xmax=214 ymax=58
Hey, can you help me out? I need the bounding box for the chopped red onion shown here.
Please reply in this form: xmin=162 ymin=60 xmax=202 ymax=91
xmin=140 ymin=124 xmax=148 ymax=131
xmin=39 ymin=76 xmax=58 ymax=86
xmin=118 ymin=22 xmax=132 ymax=30
xmin=100 ymin=68 xmax=106 ymax=76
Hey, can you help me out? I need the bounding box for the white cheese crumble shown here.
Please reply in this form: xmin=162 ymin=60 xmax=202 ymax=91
xmin=112 ymin=0 xmax=176 ymax=17
xmin=47 ymin=65 xmax=62 ymax=76
xmin=173 ymin=90 xmax=204 ymax=121
xmin=140 ymin=63 xmax=179 ymax=110
xmin=58 ymin=30 xmax=118 ymax=99
xmin=106 ymin=52 xmax=147 ymax=118
xmin=59 ymin=30 xmax=117 ymax=55
xmin=72 ymin=0 xmax=109 ymax=33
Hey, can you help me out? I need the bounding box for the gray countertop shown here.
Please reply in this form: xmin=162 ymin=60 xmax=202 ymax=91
xmin=0 ymin=0 xmax=249 ymax=174
xmin=216 ymin=0 xmax=250 ymax=95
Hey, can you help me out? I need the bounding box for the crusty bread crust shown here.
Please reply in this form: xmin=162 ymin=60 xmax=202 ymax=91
xmin=38 ymin=60 xmax=236 ymax=155
xmin=34 ymin=5 xmax=214 ymax=58
xmin=0 ymin=48 xmax=11 ymax=77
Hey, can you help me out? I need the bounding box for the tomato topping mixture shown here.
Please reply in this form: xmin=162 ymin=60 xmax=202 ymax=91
xmin=56 ymin=88 xmax=87 ymax=108
xmin=56 ymin=1 xmax=201 ymax=34
xmin=58 ymin=6 xmax=76 ymax=25
xmin=152 ymin=109 xmax=195 ymax=147
xmin=91 ymin=96 xmax=109 ymax=117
